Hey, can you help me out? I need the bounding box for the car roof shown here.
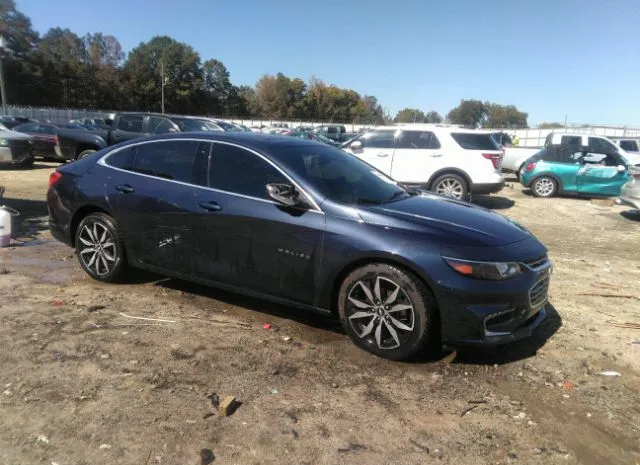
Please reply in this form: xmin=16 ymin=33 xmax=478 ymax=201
xmin=366 ymin=125 xmax=487 ymax=134
xmin=118 ymin=131 xmax=323 ymax=152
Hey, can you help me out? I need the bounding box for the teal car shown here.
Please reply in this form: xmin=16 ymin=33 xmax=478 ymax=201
xmin=520 ymin=145 xmax=630 ymax=198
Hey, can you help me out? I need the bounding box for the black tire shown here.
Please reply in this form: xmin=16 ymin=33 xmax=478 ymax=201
xmin=77 ymin=149 xmax=96 ymax=160
xmin=431 ymin=174 xmax=469 ymax=200
xmin=19 ymin=156 xmax=35 ymax=167
xmin=75 ymin=212 xmax=127 ymax=283
xmin=338 ymin=263 xmax=437 ymax=360
xmin=531 ymin=176 xmax=558 ymax=198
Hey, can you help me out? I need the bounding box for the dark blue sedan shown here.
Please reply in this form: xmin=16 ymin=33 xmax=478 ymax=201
xmin=47 ymin=132 xmax=551 ymax=360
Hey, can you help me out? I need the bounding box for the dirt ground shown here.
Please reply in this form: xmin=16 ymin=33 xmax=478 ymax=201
xmin=1 ymin=163 xmax=639 ymax=465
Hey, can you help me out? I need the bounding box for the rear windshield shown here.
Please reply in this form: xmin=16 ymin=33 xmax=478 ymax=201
xmin=451 ymin=133 xmax=501 ymax=150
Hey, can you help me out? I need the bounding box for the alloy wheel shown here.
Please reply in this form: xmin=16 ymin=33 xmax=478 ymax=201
xmin=78 ymin=220 xmax=117 ymax=276
xmin=346 ymin=276 xmax=415 ymax=350
xmin=534 ymin=178 xmax=555 ymax=197
xmin=435 ymin=178 xmax=464 ymax=199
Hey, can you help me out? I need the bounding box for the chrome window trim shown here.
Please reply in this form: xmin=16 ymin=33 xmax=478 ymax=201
xmin=97 ymin=137 xmax=325 ymax=215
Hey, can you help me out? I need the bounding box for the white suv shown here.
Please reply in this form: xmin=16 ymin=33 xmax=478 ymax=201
xmin=341 ymin=125 xmax=505 ymax=199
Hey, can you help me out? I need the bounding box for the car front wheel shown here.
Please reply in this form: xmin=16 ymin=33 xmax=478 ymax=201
xmin=338 ymin=263 xmax=436 ymax=360
xmin=75 ymin=212 xmax=127 ymax=282
xmin=531 ymin=176 xmax=558 ymax=198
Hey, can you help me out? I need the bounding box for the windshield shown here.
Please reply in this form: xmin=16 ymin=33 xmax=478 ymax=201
xmin=268 ymin=143 xmax=407 ymax=205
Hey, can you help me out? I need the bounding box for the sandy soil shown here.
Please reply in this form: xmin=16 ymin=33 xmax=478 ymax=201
xmin=1 ymin=163 xmax=639 ymax=465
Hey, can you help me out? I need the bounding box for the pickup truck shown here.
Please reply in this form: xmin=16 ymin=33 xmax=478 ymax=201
xmin=56 ymin=112 xmax=224 ymax=160
xmin=501 ymin=132 xmax=640 ymax=178
xmin=313 ymin=125 xmax=358 ymax=144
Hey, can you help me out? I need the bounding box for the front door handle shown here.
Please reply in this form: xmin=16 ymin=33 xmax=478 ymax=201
xmin=198 ymin=201 xmax=222 ymax=212
xmin=429 ymin=153 xmax=443 ymax=158
xmin=376 ymin=153 xmax=390 ymax=157
xmin=115 ymin=184 xmax=135 ymax=193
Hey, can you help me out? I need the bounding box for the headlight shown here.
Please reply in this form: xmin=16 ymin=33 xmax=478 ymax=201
xmin=443 ymin=257 xmax=522 ymax=280
xmin=0 ymin=139 xmax=9 ymax=147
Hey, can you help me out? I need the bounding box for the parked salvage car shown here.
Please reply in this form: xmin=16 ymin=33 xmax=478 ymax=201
xmin=56 ymin=113 xmax=227 ymax=161
xmin=520 ymin=145 xmax=631 ymax=198
xmin=12 ymin=122 xmax=62 ymax=160
xmin=47 ymin=133 xmax=551 ymax=360
xmin=618 ymin=166 xmax=640 ymax=209
xmin=342 ymin=126 xmax=505 ymax=200
xmin=0 ymin=128 xmax=34 ymax=167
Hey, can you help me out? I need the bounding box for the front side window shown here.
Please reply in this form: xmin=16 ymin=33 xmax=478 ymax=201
xmin=397 ymin=131 xmax=441 ymax=149
xmin=268 ymin=143 xmax=407 ymax=205
xmin=15 ymin=123 xmax=38 ymax=133
xmin=209 ymin=143 xmax=288 ymax=200
xmin=588 ymin=137 xmax=617 ymax=153
xmin=132 ymin=140 xmax=202 ymax=183
xmin=359 ymin=130 xmax=397 ymax=149
xmin=117 ymin=115 xmax=144 ymax=132
xmin=451 ymin=133 xmax=500 ymax=150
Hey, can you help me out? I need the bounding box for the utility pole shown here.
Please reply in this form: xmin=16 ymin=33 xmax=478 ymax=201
xmin=0 ymin=36 xmax=8 ymax=113
xmin=160 ymin=59 xmax=165 ymax=114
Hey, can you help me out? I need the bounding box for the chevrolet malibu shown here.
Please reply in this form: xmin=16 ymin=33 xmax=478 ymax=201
xmin=47 ymin=133 xmax=551 ymax=360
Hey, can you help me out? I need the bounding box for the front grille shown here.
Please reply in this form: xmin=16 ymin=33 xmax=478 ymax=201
xmin=529 ymin=275 xmax=550 ymax=310
xmin=523 ymin=255 xmax=549 ymax=270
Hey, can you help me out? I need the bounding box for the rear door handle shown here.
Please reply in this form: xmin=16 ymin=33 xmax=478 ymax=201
xmin=429 ymin=153 xmax=443 ymax=157
xmin=376 ymin=153 xmax=390 ymax=157
xmin=115 ymin=184 xmax=135 ymax=193
xmin=198 ymin=201 xmax=222 ymax=212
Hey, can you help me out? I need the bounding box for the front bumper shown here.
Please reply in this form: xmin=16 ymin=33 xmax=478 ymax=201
xmin=617 ymin=183 xmax=640 ymax=209
xmin=434 ymin=254 xmax=552 ymax=347
xmin=0 ymin=144 xmax=34 ymax=166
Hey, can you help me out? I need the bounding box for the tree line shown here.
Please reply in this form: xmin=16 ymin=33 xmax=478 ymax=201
xmin=0 ymin=0 xmax=530 ymax=127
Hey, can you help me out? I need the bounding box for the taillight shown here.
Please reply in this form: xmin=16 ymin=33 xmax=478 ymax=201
xmin=482 ymin=153 xmax=501 ymax=169
xmin=524 ymin=162 xmax=537 ymax=173
xmin=53 ymin=135 xmax=59 ymax=145
xmin=49 ymin=171 xmax=62 ymax=187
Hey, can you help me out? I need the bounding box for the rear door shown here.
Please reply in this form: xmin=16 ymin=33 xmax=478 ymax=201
xmin=192 ymin=142 xmax=325 ymax=305
xmin=390 ymin=130 xmax=443 ymax=183
xmin=110 ymin=115 xmax=146 ymax=145
xmin=347 ymin=130 xmax=397 ymax=176
xmin=104 ymin=139 xmax=210 ymax=275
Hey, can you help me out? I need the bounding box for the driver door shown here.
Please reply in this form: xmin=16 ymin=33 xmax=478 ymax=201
xmin=577 ymin=152 xmax=628 ymax=196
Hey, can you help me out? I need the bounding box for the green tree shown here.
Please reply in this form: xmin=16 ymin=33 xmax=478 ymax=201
xmin=537 ymin=122 xmax=564 ymax=129
xmin=446 ymin=99 xmax=486 ymax=127
xmin=122 ymin=36 xmax=203 ymax=113
xmin=202 ymin=59 xmax=233 ymax=115
xmin=394 ymin=108 xmax=425 ymax=123
xmin=83 ymin=33 xmax=124 ymax=108
xmin=484 ymin=102 xmax=528 ymax=128
xmin=424 ymin=111 xmax=443 ymax=123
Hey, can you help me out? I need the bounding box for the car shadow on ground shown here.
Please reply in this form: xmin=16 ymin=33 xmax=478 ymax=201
xmin=620 ymin=209 xmax=640 ymax=222
xmin=473 ymin=195 xmax=515 ymax=210
xmin=154 ymin=277 xmax=345 ymax=335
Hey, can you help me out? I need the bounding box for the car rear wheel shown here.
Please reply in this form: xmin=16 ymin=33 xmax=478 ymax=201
xmin=77 ymin=149 xmax=96 ymax=159
xmin=431 ymin=174 xmax=468 ymax=200
xmin=338 ymin=263 xmax=436 ymax=360
xmin=75 ymin=213 xmax=127 ymax=282
xmin=531 ymin=176 xmax=557 ymax=198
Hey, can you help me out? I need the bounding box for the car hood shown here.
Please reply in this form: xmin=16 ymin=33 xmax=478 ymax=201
xmin=623 ymin=152 xmax=640 ymax=166
xmin=0 ymin=130 xmax=32 ymax=141
xmin=356 ymin=194 xmax=531 ymax=247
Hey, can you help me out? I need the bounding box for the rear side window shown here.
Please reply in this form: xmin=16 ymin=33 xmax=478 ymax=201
xmin=106 ymin=146 xmax=136 ymax=170
xmin=360 ymin=130 xmax=396 ymax=149
xmin=397 ymin=131 xmax=441 ymax=149
xmin=209 ymin=143 xmax=288 ymax=200
xmin=451 ymin=133 xmax=500 ymax=150
xmin=620 ymin=140 xmax=639 ymax=152
xmin=147 ymin=116 xmax=176 ymax=134
xmin=40 ymin=124 xmax=57 ymax=135
xmin=132 ymin=140 xmax=203 ymax=183
xmin=117 ymin=115 xmax=144 ymax=132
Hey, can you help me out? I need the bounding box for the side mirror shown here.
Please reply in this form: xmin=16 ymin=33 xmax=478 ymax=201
xmin=266 ymin=183 xmax=302 ymax=207
xmin=617 ymin=165 xmax=626 ymax=173
xmin=350 ymin=140 xmax=363 ymax=151
xmin=167 ymin=127 xmax=179 ymax=133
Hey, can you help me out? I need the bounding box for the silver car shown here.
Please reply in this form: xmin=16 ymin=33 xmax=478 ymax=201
xmin=618 ymin=166 xmax=640 ymax=209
